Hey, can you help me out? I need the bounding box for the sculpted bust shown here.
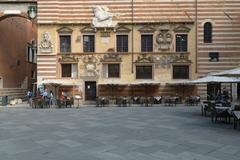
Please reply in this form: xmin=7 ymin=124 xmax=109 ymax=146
xmin=92 ymin=6 xmax=116 ymax=28
xmin=39 ymin=32 xmax=53 ymax=53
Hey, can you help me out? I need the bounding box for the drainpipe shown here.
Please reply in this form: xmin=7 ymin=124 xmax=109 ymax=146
xmin=195 ymin=0 xmax=198 ymax=74
xmin=131 ymin=0 xmax=134 ymax=73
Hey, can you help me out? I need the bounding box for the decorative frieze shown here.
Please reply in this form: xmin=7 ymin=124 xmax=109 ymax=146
xmin=100 ymin=53 xmax=122 ymax=63
xmin=135 ymin=54 xmax=154 ymax=63
xmin=154 ymin=54 xmax=191 ymax=68
xmin=58 ymin=55 xmax=79 ymax=63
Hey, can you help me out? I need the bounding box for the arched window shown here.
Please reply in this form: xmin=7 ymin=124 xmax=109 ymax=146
xmin=204 ymin=22 xmax=212 ymax=43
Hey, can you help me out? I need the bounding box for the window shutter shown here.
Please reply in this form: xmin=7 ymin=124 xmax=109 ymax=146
xmin=102 ymin=64 xmax=108 ymax=78
xmin=29 ymin=47 xmax=32 ymax=62
xmin=71 ymin=64 xmax=78 ymax=78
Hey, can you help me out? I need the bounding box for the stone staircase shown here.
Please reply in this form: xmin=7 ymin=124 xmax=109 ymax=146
xmin=0 ymin=88 xmax=27 ymax=102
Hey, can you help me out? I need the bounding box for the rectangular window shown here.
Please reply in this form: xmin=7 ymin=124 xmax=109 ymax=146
xmin=71 ymin=64 xmax=78 ymax=78
xmin=108 ymin=64 xmax=120 ymax=78
xmin=141 ymin=35 xmax=153 ymax=52
xmin=27 ymin=46 xmax=37 ymax=63
xmin=31 ymin=71 xmax=36 ymax=79
xmin=31 ymin=48 xmax=35 ymax=62
xmin=61 ymin=64 xmax=77 ymax=78
xmin=176 ymin=34 xmax=188 ymax=52
xmin=0 ymin=77 xmax=3 ymax=88
xmin=117 ymin=35 xmax=128 ymax=52
xmin=209 ymin=52 xmax=219 ymax=62
xmin=27 ymin=46 xmax=31 ymax=62
xmin=83 ymin=35 xmax=95 ymax=52
xmin=60 ymin=35 xmax=71 ymax=53
xmin=136 ymin=66 xmax=152 ymax=79
xmin=34 ymin=49 xmax=37 ymax=63
xmin=173 ymin=65 xmax=189 ymax=79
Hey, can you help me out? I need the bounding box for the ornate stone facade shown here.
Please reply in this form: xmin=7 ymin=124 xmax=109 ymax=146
xmin=80 ymin=55 xmax=99 ymax=79
xmin=156 ymin=29 xmax=173 ymax=51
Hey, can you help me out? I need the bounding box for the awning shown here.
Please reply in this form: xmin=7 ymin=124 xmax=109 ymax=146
xmin=191 ymin=76 xmax=240 ymax=84
xmin=212 ymin=67 xmax=240 ymax=77
xmin=98 ymin=80 xmax=160 ymax=86
xmin=166 ymin=80 xmax=193 ymax=86
xmin=42 ymin=79 xmax=81 ymax=86
xmin=98 ymin=79 xmax=130 ymax=86
xmin=130 ymin=80 xmax=160 ymax=86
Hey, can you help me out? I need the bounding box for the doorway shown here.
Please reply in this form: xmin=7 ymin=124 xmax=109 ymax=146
xmin=237 ymin=83 xmax=240 ymax=100
xmin=207 ymin=83 xmax=221 ymax=100
xmin=85 ymin=81 xmax=97 ymax=101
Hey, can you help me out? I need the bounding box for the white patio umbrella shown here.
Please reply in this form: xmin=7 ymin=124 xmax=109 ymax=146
xmin=191 ymin=76 xmax=240 ymax=84
xmin=212 ymin=67 xmax=240 ymax=77
xmin=42 ymin=79 xmax=81 ymax=86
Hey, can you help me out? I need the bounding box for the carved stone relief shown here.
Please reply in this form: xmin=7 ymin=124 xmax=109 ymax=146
xmin=80 ymin=55 xmax=99 ymax=79
xmin=154 ymin=54 xmax=191 ymax=69
xmin=39 ymin=32 xmax=53 ymax=53
xmin=58 ymin=55 xmax=79 ymax=63
xmin=135 ymin=54 xmax=154 ymax=63
xmin=100 ymin=53 xmax=122 ymax=63
xmin=156 ymin=29 xmax=173 ymax=51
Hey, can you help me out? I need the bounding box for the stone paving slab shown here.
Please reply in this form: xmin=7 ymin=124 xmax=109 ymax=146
xmin=0 ymin=106 xmax=239 ymax=160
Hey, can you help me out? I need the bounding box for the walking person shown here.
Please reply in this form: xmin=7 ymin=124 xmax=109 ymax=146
xmin=49 ymin=90 xmax=55 ymax=108
xmin=222 ymin=87 xmax=229 ymax=101
xmin=42 ymin=89 xmax=50 ymax=108
xmin=27 ymin=90 xmax=33 ymax=107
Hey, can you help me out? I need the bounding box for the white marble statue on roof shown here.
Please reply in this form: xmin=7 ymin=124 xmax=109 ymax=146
xmin=92 ymin=6 xmax=117 ymax=28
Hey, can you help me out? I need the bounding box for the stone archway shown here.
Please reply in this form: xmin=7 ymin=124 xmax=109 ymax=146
xmin=0 ymin=13 xmax=29 ymax=21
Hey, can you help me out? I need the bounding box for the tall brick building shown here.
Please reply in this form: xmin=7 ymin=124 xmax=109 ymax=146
xmin=0 ymin=0 xmax=37 ymax=100
xmin=37 ymin=0 xmax=240 ymax=102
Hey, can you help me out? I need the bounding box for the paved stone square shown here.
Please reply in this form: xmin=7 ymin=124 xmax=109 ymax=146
xmin=0 ymin=106 xmax=239 ymax=160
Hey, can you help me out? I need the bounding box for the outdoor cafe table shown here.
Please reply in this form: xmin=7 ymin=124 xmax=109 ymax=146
xmin=233 ymin=111 xmax=240 ymax=129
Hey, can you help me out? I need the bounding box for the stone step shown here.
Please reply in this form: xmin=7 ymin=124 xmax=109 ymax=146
xmin=82 ymin=101 xmax=96 ymax=105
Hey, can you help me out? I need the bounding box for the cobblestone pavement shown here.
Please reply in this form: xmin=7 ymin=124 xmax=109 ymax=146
xmin=0 ymin=106 xmax=239 ymax=160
